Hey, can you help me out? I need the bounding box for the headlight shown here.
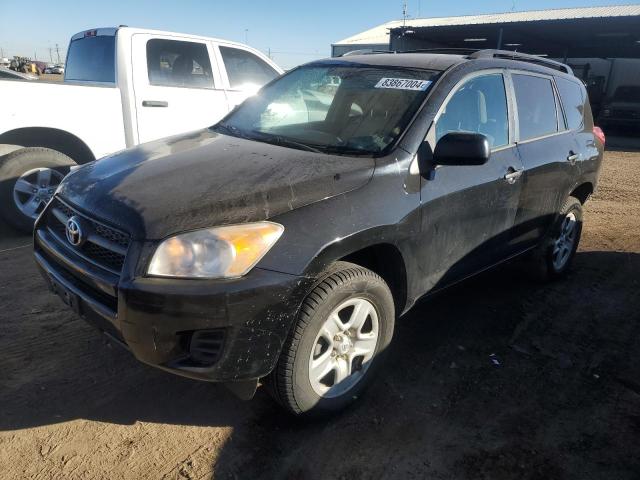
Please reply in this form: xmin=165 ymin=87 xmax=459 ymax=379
xmin=147 ymin=222 xmax=284 ymax=279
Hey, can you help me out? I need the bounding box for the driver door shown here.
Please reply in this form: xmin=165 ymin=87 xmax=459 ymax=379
xmin=417 ymin=71 xmax=524 ymax=292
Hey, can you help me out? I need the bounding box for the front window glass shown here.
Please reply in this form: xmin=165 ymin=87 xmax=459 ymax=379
xmin=219 ymin=46 xmax=279 ymax=90
xmin=436 ymin=73 xmax=509 ymax=149
xmin=146 ymin=39 xmax=213 ymax=88
xmin=213 ymin=64 xmax=439 ymax=156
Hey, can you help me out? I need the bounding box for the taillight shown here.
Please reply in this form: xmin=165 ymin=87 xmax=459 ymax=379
xmin=593 ymin=126 xmax=605 ymax=146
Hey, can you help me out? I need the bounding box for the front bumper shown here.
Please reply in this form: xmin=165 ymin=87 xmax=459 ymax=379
xmin=34 ymin=225 xmax=312 ymax=383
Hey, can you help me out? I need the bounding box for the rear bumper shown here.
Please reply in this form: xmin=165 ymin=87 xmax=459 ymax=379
xmin=34 ymin=226 xmax=312 ymax=383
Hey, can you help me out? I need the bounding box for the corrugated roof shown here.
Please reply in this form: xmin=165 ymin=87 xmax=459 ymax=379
xmin=333 ymin=5 xmax=640 ymax=45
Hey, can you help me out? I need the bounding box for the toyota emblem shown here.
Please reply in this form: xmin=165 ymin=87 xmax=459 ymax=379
xmin=65 ymin=216 xmax=84 ymax=247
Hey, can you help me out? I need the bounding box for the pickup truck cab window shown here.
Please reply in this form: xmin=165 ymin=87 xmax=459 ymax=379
xmin=435 ymin=73 xmax=509 ymax=149
xmin=65 ymin=33 xmax=116 ymax=83
xmin=146 ymin=39 xmax=214 ymax=89
xmin=219 ymin=46 xmax=279 ymax=91
xmin=512 ymin=73 xmax=559 ymax=141
xmin=216 ymin=64 xmax=439 ymax=155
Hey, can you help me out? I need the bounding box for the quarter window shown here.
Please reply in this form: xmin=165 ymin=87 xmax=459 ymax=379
xmin=556 ymin=77 xmax=585 ymax=131
xmin=146 ymin=39 xmax=214 ymax=88
xmin=436 ymin=73 xmax=509 ymax=149
xmin=512 ymin=74 xmax=558 ymax=140
xmin=219 ymin=46 xmax=279 ymax=90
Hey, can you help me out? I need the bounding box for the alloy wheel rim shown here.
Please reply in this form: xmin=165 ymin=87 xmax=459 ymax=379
xmin=308 ymin=297 xmax=379 ymax=398
xmin=12 ymin=168 xmax=64 ymax=219
xmin=552 ymin=211 xmax=577 ymax=270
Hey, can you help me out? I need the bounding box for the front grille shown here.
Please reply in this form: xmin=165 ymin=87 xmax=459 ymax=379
xmin=43 ymin=198 xmax=130 ymax=274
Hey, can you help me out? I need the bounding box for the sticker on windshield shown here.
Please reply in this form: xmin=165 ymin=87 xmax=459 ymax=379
xmin=374 ymin=78 xmax=432 ymax=91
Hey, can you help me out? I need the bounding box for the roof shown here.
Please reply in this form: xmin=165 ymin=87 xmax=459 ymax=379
xmin=321 ymin=53 xmax=466 ymax=71
xmin=333 ymin=5 xmax=640 ymax=46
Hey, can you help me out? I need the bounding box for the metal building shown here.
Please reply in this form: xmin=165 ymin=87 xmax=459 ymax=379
xmin=332 ymin=6 xmax=640 ymax=129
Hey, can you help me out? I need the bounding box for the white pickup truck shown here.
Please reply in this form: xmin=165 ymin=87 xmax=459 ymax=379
xmin=0 ymin=26 xmax=283 ymax=231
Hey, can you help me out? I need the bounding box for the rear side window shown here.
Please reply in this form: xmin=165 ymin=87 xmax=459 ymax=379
xmin=146 ymin=39 xmax=214 ymax=88
xmin=512 ymin=74 xmax=558 ymax=140
xmin=436 ymin=73 xmax=509 ymax=149
xmin=219 ymin=46 xmax=279 ymax=90
xmin=65 ymin=35 xmax=115 ymax=83
xmin=556 ymin=78 xmax=585 ymax=130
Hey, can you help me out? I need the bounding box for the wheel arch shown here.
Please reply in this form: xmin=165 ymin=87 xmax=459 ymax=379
xmin=570 ymin=182 xmax=594 ymax=205
xmin=0 ymin=127 xmax=95 ymax=165
xmin=339 ymin=243 xmax=408 ymax=316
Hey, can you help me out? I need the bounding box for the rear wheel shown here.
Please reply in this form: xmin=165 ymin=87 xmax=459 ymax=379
xmin=531 ymin=196 xmax=583 ymax=280
xmin=267 ymin=262 xmax=395 ymax=416
xmin=0 ymin=147 xmax=76 ymax=232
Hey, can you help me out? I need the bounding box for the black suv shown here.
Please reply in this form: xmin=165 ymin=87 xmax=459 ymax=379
xmin=34 ymin=50 xmax=604 ymax=415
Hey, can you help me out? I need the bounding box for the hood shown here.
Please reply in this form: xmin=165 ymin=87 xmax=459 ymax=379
xmin=58 ymin=129 xmax=374 ymax=239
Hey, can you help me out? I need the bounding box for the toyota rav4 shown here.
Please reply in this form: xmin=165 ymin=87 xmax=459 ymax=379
xmin=34 ymin=50 xmax=604 ymax=416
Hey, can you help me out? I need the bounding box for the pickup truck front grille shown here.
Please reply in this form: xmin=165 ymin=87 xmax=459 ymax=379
xmin=43 ymin=198 xmax=130 ymax=274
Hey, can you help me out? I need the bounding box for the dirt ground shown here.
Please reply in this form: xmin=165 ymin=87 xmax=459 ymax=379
xmin=1 ymin=150 xmax=639 ymax=480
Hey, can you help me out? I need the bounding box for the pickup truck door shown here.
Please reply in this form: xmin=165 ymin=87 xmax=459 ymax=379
xmin=417 ymin=71 xmax=523 ymax=293
xmin=212 ymin=43 xmax=281 ymax=111
xmin=131 ymin=34 xmax=229 ymax=144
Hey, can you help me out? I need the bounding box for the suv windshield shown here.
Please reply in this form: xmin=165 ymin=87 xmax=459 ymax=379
xmin=613 ymin=86 xmax=640 ymax=103
xmin=213 ymin=64 xmax=439 ymax=156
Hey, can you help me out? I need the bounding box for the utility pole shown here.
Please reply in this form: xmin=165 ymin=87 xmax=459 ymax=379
xmin=55 ymin=44 xmax=61 ymax=64
xmin=48 ymin=47 xmax=53 ymax=62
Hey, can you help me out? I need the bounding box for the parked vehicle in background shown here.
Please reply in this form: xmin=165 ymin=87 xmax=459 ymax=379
xmin=598 ymin=85 xmax=640 ymax=131
xmin=0 ymin=66 xmax=38 ymax=81
xmin=50 ymin=64 xmax=65 ymax=74
xmin=0 ymin=27 xmax=283 ymax=231
xmin=34 ymin=50 xmax=604 ymax=416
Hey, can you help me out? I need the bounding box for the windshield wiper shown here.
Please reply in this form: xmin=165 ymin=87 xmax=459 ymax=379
xmin=211 ymin=123 xmax=252 ymax=140
xmin=249 ymin=131 xmax=323 ymax=154
xmin=315 ymin=145 xmax=375 ymax=156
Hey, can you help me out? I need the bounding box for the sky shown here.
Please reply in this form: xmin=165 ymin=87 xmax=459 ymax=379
xmin=0 ymin=0 xmax=635 ymax=68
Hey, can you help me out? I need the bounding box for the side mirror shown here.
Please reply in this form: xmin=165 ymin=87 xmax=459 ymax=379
xmin=433 ymin=132 xmax=490 ymax=166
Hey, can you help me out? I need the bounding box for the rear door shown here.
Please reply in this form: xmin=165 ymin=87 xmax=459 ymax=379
xmin=213 ymin=43 xmax=281 ymax=110
xmin=508 ymin=71 xmax=575 ymax=250
xmin=131 ymin=34 xmax=229 ymax=143
xmin=418 ymin=70 xmax=524 ymax=291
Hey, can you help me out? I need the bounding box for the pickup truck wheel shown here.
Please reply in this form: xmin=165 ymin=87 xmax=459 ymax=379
xmin=0 ymin=147 xmax=75 ymax=232
xmin=267 ymin=261 xmax=395 ymax=416
xmin=531 ymin=196 xmax=583 ymax=281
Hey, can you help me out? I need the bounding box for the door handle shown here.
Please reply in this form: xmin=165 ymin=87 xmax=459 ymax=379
xmin=504 ymin=168 xmax=523 ymax=184
xmin=142 ymin=100 xmax=168 ymax=108
xmin=567 ymin=151 xmax=579 ymax=164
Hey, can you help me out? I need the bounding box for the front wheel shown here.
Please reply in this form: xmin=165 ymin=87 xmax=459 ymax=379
xmin=267 ymin=262 xmax=395 ymax=416
xmin=0 ymin=147 xmax=76 ymax=232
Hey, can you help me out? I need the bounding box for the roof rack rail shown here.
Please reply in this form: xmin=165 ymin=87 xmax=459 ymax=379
xmin=341 ymin=49 xmax=393 ymax=57
xmin=401 ymin=48 xmax=481 ymax=55
xmin=468 ymin=49 xmax=573 ymax=75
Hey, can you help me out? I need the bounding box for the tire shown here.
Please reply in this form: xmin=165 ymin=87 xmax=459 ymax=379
xmin=267 ymin=261 xmax=395 ymax=416
xmin=0 ymin=147 xmax=76 ymax=232
xmin=530 ymin=196 xmax=583 ymax=281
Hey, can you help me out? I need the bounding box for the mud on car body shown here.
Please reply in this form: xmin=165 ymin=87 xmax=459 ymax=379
xmin=34 ymin=50 xmax=604 ymax=415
